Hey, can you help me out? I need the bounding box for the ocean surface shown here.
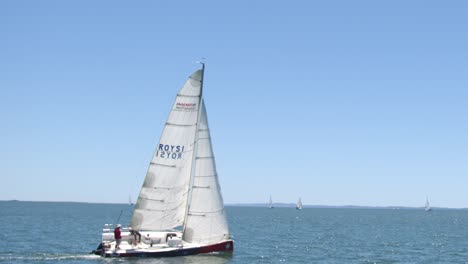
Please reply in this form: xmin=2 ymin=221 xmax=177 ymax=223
xmin=1 ymin=201 xmax=467 ymax=263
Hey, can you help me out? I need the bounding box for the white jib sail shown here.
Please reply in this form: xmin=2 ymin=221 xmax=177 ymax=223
xmin=183 ymin=101 xmax=230 ymax=244
xmin=131 ymin=70 xmax=203 ymax=231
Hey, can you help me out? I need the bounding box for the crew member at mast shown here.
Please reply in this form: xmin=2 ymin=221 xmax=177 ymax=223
xmin=129 ymin=227 xmax=141 ymax=245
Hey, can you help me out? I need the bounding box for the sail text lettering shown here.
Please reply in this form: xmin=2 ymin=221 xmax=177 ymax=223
xmin=156 ymin=144 xmax=185 ymax=159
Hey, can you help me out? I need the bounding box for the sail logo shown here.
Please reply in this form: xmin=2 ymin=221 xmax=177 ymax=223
xmin=175 ymin=102 xmax=196 ymax=111
xmin=156 ymin=144 xmax=185 ymax=159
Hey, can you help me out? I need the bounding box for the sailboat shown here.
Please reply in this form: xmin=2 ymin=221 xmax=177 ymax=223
xmin=269 ymin=195 xmax=274 ymax=209
xmin=296 ymin=197 xmax=303 ymax=210
xmin=92 ymin=64 xmax=233 ymax=258
xmin=425 ymin=197 xmax=432 ymax=212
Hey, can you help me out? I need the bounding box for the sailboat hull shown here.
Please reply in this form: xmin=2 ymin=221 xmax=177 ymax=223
xmin=96 ymin=240 xmax=234 ymax=258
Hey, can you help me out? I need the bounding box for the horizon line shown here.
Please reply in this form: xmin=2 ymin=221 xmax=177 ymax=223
xmin=1 ymin=199 xmax=467 ymax=210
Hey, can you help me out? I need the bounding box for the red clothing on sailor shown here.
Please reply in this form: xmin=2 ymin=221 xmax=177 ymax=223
xmin=114 ymin=227 xmax=121 ymax=239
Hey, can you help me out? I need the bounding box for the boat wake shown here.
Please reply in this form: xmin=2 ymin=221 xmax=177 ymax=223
xmin=0 ymin=252 xmax=231 ymax=263
xmin=0 ymin=253 xmax=101 ymax=262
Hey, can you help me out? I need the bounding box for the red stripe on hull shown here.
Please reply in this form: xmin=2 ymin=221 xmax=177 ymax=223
xmin=198 ymin=240 xmax=234 ymax=254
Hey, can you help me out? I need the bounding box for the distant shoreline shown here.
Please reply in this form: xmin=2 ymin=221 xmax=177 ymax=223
xmin=228 ymin=203 xmax=468 ymax=210
xmin=1 ymin=200 xmax=467 ymax=210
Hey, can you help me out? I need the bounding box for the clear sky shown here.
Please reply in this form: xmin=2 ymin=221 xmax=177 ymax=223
xmin=1 ymin=1 xmax=467 ymax=208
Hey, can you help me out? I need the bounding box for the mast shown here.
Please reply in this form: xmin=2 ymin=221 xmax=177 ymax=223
xmin=200 ymin=62 xmax=205 ymax=96
xmin=182 ymin=63 xmax=205 ymax=234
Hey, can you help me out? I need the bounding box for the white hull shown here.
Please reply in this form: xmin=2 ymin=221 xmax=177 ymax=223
xmin=93 ymin=229 xmax=233 ymax=257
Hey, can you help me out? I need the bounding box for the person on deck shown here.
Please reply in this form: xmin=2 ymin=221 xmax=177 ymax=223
xmin=114 ymin=224 xmax=122 ymax=249
xmin=129 ymin=227 xmax=141 ymax=245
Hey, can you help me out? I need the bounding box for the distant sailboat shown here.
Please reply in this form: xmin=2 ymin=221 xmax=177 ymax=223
xmin=269 ymin=196 xmax=274 ymax=209
xmin=296 ymin=198 xmax=303 ymax=210
xmin=128 ymin=195 xmax=133 ymax=206
xmin=425 ymin=197 xmax=432 ymax=212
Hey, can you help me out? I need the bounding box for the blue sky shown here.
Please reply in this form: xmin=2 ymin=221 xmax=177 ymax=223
xmin=1 ymin=1 xmax=467 ymax=208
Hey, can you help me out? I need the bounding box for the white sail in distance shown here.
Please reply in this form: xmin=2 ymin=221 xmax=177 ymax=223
xmin=425 ymin=197 xmax=431 ymax=211
xmin=296 ymin=198 xmax=303 ymax=210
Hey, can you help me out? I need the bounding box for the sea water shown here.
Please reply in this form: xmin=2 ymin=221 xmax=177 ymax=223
xmin=1 ymin=201 xmax=467 ymax=263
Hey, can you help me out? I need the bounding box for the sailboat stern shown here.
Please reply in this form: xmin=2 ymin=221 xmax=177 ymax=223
xmin=91 ymin=242 xmax=105 ymax=256
xmin=197 ymin=239 xmax=234 ymax=254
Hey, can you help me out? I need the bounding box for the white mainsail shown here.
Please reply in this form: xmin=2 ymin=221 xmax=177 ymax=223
xmin=269 ymin=196 xmax=273 ymax=208
xmin=425 ymin=197 xmax=431 ymax=211
xmin=296 ymin=197 xmax=303 ymax=210
xmin=131 ymin=70 xmax=203 ymax=231
xmin=183 ymin=101 xmax=230 ymax=244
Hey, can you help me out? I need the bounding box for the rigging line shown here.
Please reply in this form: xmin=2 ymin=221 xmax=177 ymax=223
xmin=192 ymin=185 xmax=210 ymax=189
xmin=141 ymin=208 xmax=180 ymax=212
xmin=142 ymin=183 xmax=188 ymax=190
xmin=139 ymin=197 xmax=165 ymax=202
xmin=194 ymin=174 xmax=217 ymax=178
xmin=152 ymin=186 xmax=184 ymax=190
xmin=149 ymin=162 xmax=176 ymax=168
xmin=196 ymin=156 xmax=213 ymax=159
xmin=188 ymin=208 xmax=225 ymax=215
xmin=172 ymin=109 xmax=198 ymax=113
xmin=165 ymin=122 xmax=197 ymax=127
xmin=176 ymin=94 xmax=199 ymax=98
xmin=114 ymin=209 xmax=123 ymax=226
